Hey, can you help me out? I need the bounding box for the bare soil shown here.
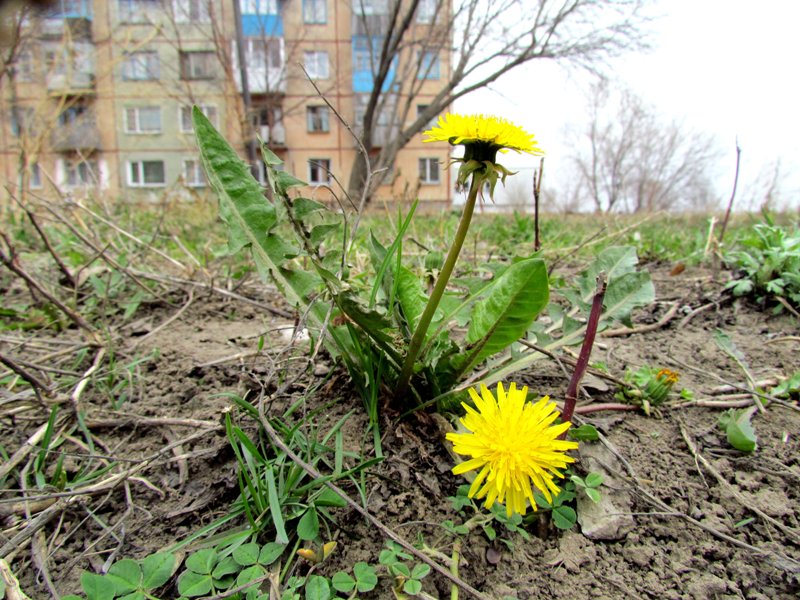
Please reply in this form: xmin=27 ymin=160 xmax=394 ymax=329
xmin=2 ymin=263 xmax=799 ymax=599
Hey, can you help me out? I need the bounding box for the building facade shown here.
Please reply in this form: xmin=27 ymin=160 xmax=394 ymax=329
xmin=0 ymin=0 xmax=452 ymax=208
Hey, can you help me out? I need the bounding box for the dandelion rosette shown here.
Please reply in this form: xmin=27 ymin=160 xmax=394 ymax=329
xmin=423 ymin=113 xmax=544 ymax=197
xmin=446 ymin=382 xmax=578 ymax=516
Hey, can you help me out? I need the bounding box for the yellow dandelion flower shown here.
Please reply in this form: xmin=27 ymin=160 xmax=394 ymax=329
xmin=422 ymin=113 xmax=543 ymax=197
xmin=446 ymin=382 xmax=578 ymax=517
xmin=423 ymin=113 xmax=543 ymax=157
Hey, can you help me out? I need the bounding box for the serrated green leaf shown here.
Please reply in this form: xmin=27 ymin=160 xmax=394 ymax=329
xmin=460 ymin=257 xmax=548 ymax=372
xmin=141 ymin=552 xmax=175 ymax=589
xmin=395 ymin=266 xmax=430 ymax=334
xmin=292 ymin=197 xmax=327 ymax=219
xmin=601 ymin=271 xmax=655 ymax=328
xmin=193 ymin=106 xmax=324 ymax=328
xmin=724 ymin=409 xmax=758 ymax=452
xmin=274 ymin=170 xmax=308 ymax=195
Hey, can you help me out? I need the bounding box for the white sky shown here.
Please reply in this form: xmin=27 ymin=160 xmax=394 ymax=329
xmin=455 ymin=0 xmax=800 ymax=210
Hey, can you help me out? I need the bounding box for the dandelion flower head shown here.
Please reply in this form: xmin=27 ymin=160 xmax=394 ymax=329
xmin=423 ymin=113 xmax=543 ymax=156
xmin=446 ymin=382 xmax=578 ymax=516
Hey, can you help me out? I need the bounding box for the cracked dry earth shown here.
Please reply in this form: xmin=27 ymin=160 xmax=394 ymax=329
xmin=2 ymin=263 xmax=799 ymax=599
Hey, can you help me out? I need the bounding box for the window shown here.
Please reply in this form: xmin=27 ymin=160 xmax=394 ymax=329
xmin=174 ymin=0 xmax=210 ymax=22
xmin=121 ymin=51 xmax=159 ymax=80
xmin=182 ymin=159 xmax=206 ymax=187
xmin=128 ymin=160 xmax=166 ymax=187
xmin=180 ymin=51 xmax=216 ymax=80
xmin=416 ymin=0 xmax=436 ymax=23
xmin=419 ymin=158 xmax=439 ymax=184
xmin=352 ymin=0 xmax=386 ymax=16
xmin=30 ymin=163 xmax=42 ymax=188
xmin=245 ymin=38 xmax=282 ymax=70
xmin=58 ymin=104 xmax=88 ymax=126
xmin=124 ymin=106 xmax=161 ymax=133
xmin=303 ymin=0 xmax=326 ymax=23
xmin=306 ymin=106 xmax=329 ymax=132
xmin=64 ymin=159 xmax=98 ymax=187
xmin=118 ymin=0 xmax=159 ymax=23
xmin=417 ymin=51 xmax=440 ymax=79
xmin=10 ymin=108 xmax=34 ymax=137
xmin=308 ymin=158 xmax=331 ymax=184
xmin=15 ymin=49 xmax=35 ymax=82
xmin=417 ymin=104 xmax=437 ymax=129
xmin=352 ymin=38 xmax=375 ymax=72
xmin=179 ymin=104 xmax=218 ymax=133
xmin=303 ymin=51 xmax=329 ymax=79
xmin=240 ymin=0 xmax=278 ymax=14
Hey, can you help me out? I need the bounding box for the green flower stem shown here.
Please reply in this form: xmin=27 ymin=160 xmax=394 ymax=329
xmin=395 ymin=174 xmax=481 ymax=401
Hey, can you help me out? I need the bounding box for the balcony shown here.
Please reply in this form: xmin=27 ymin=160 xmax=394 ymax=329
xmin=50 ymin=114 xmax=101 ymax=151
xmin=351 ymin=13 xmax=389 ymax=36
xmin=353 ymin=124 xmax=394 ymax=147
xmin=256 ymin=124 xmax=286 ymax=146
xmin=47 ymin=71 xmax=95 ymax=94
xmin=40 ymin=16 xmax=92 ymax=39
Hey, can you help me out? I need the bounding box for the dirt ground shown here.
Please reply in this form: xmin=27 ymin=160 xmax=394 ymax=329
xmin=2 ymin=262 xmax=799 ymax=599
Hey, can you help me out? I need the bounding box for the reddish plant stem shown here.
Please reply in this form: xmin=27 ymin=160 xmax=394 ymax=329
xmin=574 ymin=403 xmax=637 ymax=415
xmin=561 ymin=272 xmax=607 ymax=429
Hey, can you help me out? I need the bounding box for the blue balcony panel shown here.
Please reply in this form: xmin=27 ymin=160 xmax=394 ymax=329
xmin=242 ymin=14 xmax=283 ymax=37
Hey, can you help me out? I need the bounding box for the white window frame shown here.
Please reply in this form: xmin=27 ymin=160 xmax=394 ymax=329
xmin=306 ymin=106 xmax=330 ymax=133
xmin=416 ymin=0 xmax=436 ymax=23
xmin=128 ymin=159 xmax=166 ymax=187
xmin=64 ymin=159 xmax=98 ymax=188
xmin=353 ymin=0 xmax=386 ymax=16
xmin=118 ymin=0 xmax=160 ymax=23
xmin=303 ymin=51 xmax=329 ymax=80
xmin=245 ymin=37 xmax=282 ymax=71
xmin=303 ymin=0 xmax=326 ymax=23
xmin=124 ymin=106 xmax=162 ymax=134
xmin=121 ymin=51 xmax=159 ymax=81
xmin=308 ymin=158 xmax=331 ymax=184
xmin=179 ymin=104 xmax=218 ymax=133
xmin=173 ymin=0 xmax=210 ymax=23
xmin=419 ymin=157 xmax=440 ymax=184
xmin=180 ymin=50 xmax=216 ymax=80
xmin=182 ymin=158 xmax=206 ymax=187
xmin=240 ymin=0 xmax=278 ymax=15
xmin=417 ymin=50 xmax=440 ymax=80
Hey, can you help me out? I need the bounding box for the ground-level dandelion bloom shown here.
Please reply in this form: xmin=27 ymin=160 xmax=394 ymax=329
xmin=446 ymin=382 xmax=578 ymax=516
xmin=423 ymin=113 xmax=543 ymax=156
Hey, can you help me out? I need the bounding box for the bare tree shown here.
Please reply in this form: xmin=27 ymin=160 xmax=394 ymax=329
xmin=571 ymin=81 xmax=721 ymax=212
xmin=346 ymin=0 xmax=653 ymax=202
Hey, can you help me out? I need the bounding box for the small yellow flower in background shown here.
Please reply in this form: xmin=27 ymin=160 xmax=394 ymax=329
xmin=446 ymin=382 xmax=578 ymax=517
xmin=422 ymin=113 xmax=544 ymax=198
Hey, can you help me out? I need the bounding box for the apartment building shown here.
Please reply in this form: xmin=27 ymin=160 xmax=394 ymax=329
xmin=0 ymin=0 xmax=452 ymax=208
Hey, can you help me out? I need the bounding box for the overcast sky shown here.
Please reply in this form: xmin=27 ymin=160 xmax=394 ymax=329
xmin=456 ymin=0 xmax=800 ymax=211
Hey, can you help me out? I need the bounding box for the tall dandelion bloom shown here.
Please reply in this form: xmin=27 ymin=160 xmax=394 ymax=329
xmin=446 ymin=382 xmax=578 ymax=516
xmin=396 ymin=115 xmax=544 ymax=399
